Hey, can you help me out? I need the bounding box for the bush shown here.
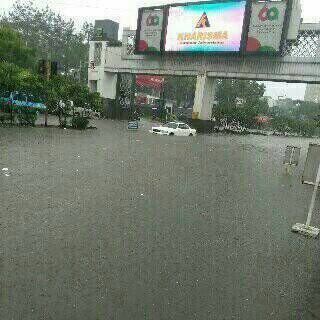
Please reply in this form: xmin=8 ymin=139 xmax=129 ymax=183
xmin=167 ymin=113 xmax=178 ymax=122
xmin=17 ymin=110 xmax=37 ymax=126
xmin=0 ymin=112 xmax=12 ymax=124
xmin=59 ymin=118 xmax=68 ymax=128
xmin=71 ymin=115 xmax=89 ymax=130
xmin=271 ymin=116 xmax=318 ymax=137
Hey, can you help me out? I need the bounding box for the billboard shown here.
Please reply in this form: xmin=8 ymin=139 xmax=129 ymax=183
xmin=302 ymin=144 xmax=320 ymax=186
xmin=246 ymin=0 xmax=288 ymax=53
xmin=164 ymin=0 xmax=247 ymax=53
xmin=136 ymin=8 xmax=164 ymax=53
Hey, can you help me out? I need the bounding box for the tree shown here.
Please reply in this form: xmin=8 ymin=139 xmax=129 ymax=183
xmin=271 ymin=116 xmax=291 ymax=134
xmin=3 ymin=1 xmax=89 ymax=72
xmin=87 ymin=92 xmax=102 ymax=112
xmin=216 ymin=79 xmax=266 ymax=109
xmin=295 ymin=100 xmax=320 ymax=119
xmin=81 ymin=22 xmax=94 ymax=44
xmin=215 ymin=79 xmax=268 ymax=127
xmin=0 ymin=62 xmax=24 ymax=93
xmin=0 ymin=26 xmax=43 ymax=97
xmin=0 ymin=62 xmax=43 ymax=94
xmin=163 ymin=76 xmax=196 ymax=107
xmin=43 ymin=75 xmax=102 ymax=126
xmin=0 ymin=26 xmax=36 ymax=68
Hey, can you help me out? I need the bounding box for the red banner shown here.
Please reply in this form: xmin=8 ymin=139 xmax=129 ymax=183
xmin=136 ymin=75 xmax=164 ymax=89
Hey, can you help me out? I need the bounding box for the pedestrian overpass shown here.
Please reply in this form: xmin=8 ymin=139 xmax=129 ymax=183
xmin=88 ymin=23 xmax=320 ymax=120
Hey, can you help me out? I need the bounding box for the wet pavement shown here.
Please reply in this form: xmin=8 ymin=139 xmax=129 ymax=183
xmin=0 ymin=119 xmax=320 ymax=320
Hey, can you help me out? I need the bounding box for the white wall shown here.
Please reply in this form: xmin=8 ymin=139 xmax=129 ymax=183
xmin=88 ymin=40 xmax=118 ymax=100
xmin=99 ymin=72 xmax=118 ymax=100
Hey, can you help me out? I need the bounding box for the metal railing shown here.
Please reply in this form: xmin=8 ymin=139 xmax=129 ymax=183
xmin=282 ymin=30 xmax=320 ymax=58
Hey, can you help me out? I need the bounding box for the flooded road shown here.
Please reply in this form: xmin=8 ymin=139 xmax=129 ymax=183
xmin=0 ymin=119 xmax=320 ymax=319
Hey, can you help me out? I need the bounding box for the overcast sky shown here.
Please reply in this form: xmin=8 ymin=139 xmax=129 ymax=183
xmin=1 ymin=0 xmax=319 ymax=99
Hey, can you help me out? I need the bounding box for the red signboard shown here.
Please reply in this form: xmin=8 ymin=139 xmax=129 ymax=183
xmin=136 ymin=75 xmax=164 ymax=89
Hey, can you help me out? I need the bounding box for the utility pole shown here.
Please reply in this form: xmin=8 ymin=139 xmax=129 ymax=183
xmin=38 ymin=59 xmax=58 ymax=127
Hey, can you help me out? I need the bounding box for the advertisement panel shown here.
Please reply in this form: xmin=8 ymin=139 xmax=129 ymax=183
xmin=137 ymin=8 xmax=164 ymax=53
xmin=164 ymin=0 xmax=247 ymax=53
xmin=246 ymin=0 xmax=288 ymax=53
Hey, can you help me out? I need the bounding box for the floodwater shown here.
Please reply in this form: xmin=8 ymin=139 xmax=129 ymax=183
xmin=0 ymin=119 xmax=320 ymax=319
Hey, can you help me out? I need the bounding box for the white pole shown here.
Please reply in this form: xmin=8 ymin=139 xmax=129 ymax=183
xmin=289 ymin=148 xmax=294 ymax=165
xmin=286 ymin=149 xmax=294 ymax=175
xmin=306 ymin=163 xmax=320 ymax=227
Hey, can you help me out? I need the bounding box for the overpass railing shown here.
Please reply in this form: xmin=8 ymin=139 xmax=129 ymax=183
xmin=121 ymin=25 xmax=320 ymax=61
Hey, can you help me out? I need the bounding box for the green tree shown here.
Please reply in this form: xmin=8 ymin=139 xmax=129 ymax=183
xmin=44 ymin=75 xmax=71 ymax=125
xmin=216 ymin=79 xmax=266 ymax=109
xmin=215 ymin=79 xmax=268 ymax=127
xmin=87 ymin=92 xmax=102 ymax=112
xmin=271 ymin=116 xmax=291 ymax=134
xmin=163 ymin=76 xmax=196 ymax=107
xmin=0 ymin=62 xmax=41 ymax=94
xmin=4 ymin=1 xmax=89 ymax=72
xmin=0 ymin=26 xmax=36 ymax=68
xmin=81 ymin=22 xmax=94 ymax=44
xmin=0 ymin=26 xmax=42 ymax=97
xmin=43 ymin=75 xmax=101 ymax=126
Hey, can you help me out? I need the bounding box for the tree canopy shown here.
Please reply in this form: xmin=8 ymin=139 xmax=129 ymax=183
xmin=0 ymin=26 xmax=36 ymax=68
xmin=215 ymin=79 xmax=268 ymax=126
xmin=216 ymin=79 xmax=266 ymax=109
xmin=0 ymin=24 xmax=102 ymax=124
xmin=2 ymin=1 xmax=93 ymax=72
xmin=164 ymin=76 xmax=196 ymax=107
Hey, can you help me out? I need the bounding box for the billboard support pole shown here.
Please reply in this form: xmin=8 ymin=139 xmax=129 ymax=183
xmin=292 ymin=163 xmax=320 ymax=238
xmin=306 ymin=163 xmax=320 ymax=227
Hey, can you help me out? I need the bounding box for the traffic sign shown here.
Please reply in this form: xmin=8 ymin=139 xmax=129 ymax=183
xmin=128 ymin=121 xmax=139 ymax=130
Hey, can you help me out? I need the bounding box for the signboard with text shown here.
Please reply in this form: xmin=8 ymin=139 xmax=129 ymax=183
xmin=128 ymin=121 xmax=139 ymax=130
xmin=246 ymin=0 xmax=288 ymax=54
xmin=136 ymin=8 xmax=164 ymax=53
xmin=165 ymin=1 xmax=247 ymax=53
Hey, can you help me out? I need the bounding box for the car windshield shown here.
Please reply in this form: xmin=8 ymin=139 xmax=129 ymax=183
xmin=165 ymin=122 xmax=178 ymax=129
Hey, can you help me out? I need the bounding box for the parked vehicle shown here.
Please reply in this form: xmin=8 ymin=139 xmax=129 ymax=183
xmin=149 ymin=122 xmax=196 ymax=136
xmin=0 ymin=91 xmax=47 ymax=111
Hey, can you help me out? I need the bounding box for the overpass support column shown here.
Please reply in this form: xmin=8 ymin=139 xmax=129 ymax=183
xmin=192 ymin=75 xmax=216 ymax=120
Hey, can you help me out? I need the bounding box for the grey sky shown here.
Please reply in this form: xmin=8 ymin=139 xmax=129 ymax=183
xmin=1 ymin=0 xmax=319 ymax=99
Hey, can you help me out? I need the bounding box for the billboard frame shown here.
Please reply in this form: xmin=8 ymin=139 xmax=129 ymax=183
xmin=302 ymin=143 xmax=320 ymax=186
xmin=163 ymin=0 xmax=252 ymax=55
xmin=135 ymin=0 xmax=292 ymax=56
xmin=135 ymin=5 xmax=168 ymax=55
xmin=244 ymin=0 xmax=292 ymax=57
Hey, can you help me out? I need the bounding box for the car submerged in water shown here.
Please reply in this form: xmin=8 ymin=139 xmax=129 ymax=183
xmin=149 ymin=122 xmax=197 ymax=136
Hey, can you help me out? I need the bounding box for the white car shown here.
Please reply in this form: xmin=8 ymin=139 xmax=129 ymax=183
xmin=149 ymin=122 xmax=197 ymax=136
